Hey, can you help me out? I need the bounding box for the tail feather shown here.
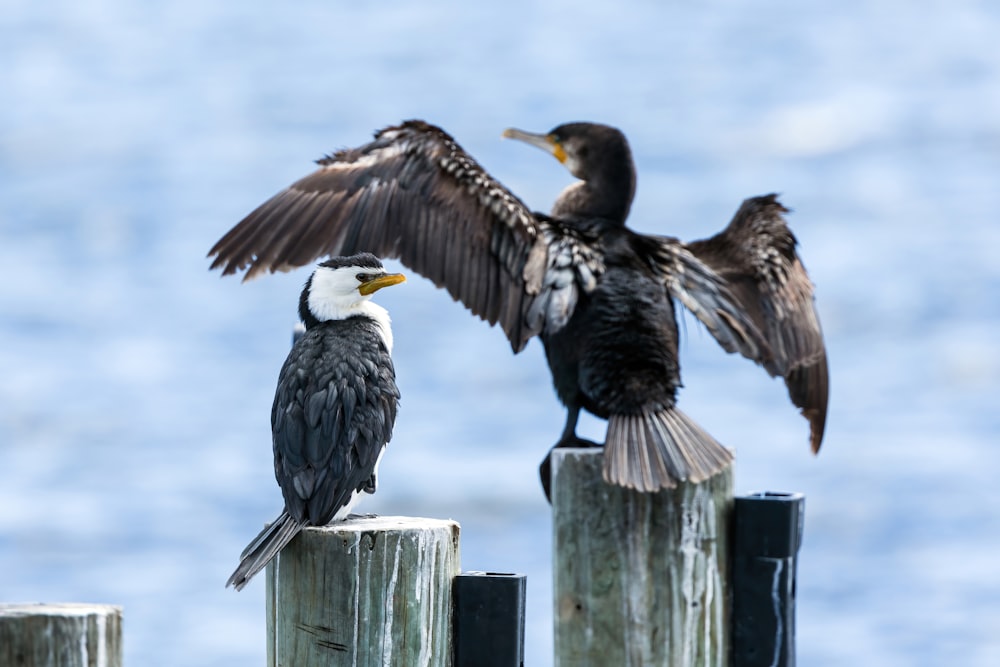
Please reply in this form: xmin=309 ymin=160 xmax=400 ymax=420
xmin=604 ymin=408 xmax=733 ymax=492
xmin=227 ymin=511 xmax=303 ymax=591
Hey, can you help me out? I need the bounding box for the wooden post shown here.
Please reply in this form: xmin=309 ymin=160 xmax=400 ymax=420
xmin=266 ymin=515 xmax=461 ymax=667
xmin=0 ymin=603 xmax=123 ymax=667
xmin=551 ymin=448 xmax=732 ymax=667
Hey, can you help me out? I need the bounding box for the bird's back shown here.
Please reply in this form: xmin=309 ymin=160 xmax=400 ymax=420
xmin=542 ymin=229 xmax=682 ymax=419
xmin=271 ymin=316 xmax=399 ymax=526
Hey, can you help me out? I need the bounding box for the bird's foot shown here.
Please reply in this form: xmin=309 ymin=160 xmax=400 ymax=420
xmin=539 ymin=437 xmax=605 ymax=504
xmin=346 ymin=513 xmax=380 ymax=520
xmin=556 ymin=436 xmax=602 ymax=450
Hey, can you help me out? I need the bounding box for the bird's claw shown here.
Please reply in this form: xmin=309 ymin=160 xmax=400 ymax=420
xmin=539 ymin=437 xmax=605 ymax=504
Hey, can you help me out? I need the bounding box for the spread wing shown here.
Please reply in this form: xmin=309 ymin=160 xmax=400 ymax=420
xmin=642 ymin=234 xmax=771 ymax=366
xmin=209 ymin=120 xmax=549 ymax=351
xmin=271 ymin=321 xmax=399 ymax=526
xmin=523 ymin=215 xmax=606 ymax=336
xmin=685 ymin=194 xmax=829 ymax=453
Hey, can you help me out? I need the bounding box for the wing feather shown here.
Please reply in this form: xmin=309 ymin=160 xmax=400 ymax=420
xmin=685 ymin=194 xmax=829 ymax=453
xmin=643 ymin=234 xmax=769 ymax=363
xmin=209 ymin=120 xmax=547 ymax=351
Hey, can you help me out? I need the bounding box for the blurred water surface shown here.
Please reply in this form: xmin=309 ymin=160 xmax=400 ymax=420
xmin=2 ymin=1 xmax=999 ymax=665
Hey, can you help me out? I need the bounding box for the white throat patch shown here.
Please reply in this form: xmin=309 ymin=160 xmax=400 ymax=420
xmin=307 ymin=265 xmax=395 ymax=352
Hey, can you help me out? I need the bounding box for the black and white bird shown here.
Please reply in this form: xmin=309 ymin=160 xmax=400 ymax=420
xmin=209 ymin=120 xmax=828 ymax=495
xmin=226 ymin=253 xmax=405 ymax=591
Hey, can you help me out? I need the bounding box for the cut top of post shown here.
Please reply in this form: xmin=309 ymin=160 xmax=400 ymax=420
xmin=306 ymin=515 xmax=460 ymax=536
xmin=0 ymin=603 xmax=123 ymax=617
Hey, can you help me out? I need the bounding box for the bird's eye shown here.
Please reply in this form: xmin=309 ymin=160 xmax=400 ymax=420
xmin=356 ymin=273 xmax=369 ymax=282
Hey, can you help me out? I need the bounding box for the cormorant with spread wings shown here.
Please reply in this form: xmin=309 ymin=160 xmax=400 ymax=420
xmin=209 ymin=120 xmax=828 ymax=494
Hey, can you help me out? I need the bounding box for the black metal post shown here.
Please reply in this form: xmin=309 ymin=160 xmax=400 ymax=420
xmin=453 ymin=571 xmax=526 ymax=667
xmin=291 ymin=322 xmax=306 ymax=346
xmin=732 ymin=491 xmax=805 ymax=667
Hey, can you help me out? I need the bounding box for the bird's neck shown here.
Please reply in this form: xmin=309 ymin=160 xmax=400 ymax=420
xmin=304 ymin=300 xmax=394 ymax=353
xmin=362 ymin=302 xmax=394 ymax=353
xmin=552 ymin=171 xmax=635 ymax=225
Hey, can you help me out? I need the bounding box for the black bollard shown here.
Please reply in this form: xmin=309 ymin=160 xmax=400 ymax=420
xmin=732 ymin=491 xmax=805 ymax=667
xmin=453 ymin=571 xmax=526 ymax=667
xmin=291 ymin=322 xmax=306 ymax=346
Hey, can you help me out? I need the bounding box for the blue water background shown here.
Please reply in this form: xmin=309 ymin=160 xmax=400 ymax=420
xmin=2 ymin=1 xmax=999 ymax=664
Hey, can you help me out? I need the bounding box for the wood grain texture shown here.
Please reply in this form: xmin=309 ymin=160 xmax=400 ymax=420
xmin=0 ymin=603 xmax=122 ymax=667
xmin=266 ymin=515 xmax=461 ymax=667
xmin=552 ymin=448 xmax=732 ymax=667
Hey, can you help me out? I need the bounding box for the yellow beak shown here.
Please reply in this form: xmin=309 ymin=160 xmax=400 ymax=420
xmin=502 ymin=127 xmax=567 ymax=164
xmin=358 ymin=272 xmax=406 ymax=296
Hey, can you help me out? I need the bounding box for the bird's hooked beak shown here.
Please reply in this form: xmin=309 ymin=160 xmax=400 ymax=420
xmin=358 ymin=272 xmax=406 ymax=296
xmin=502 ymin=127 xmax=567 ymax=165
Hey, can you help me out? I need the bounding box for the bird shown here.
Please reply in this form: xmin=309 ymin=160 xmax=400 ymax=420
xmin=209 ymin=119 xmax=828 ymax=495
xmin=226 ymin=253 xmax=405 ymax=590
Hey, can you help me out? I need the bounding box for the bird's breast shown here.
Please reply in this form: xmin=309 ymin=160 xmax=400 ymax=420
xmin=542 ymin=264 xmax=682 ymax=415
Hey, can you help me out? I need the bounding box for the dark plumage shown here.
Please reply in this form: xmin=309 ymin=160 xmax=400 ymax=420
xmin=227 ymin=253 xmax=404 ymax=590
xmin=685 ymin=196 xmax=829 ymax=453
xmin=209 ymin=120 xmax=828 ymax=495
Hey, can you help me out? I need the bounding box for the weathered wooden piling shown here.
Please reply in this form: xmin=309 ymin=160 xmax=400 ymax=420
xmin=0 ymin=603 xmax=123 ymax=667
xmin=551 ymin=447 xmax=733 ymax=667
xmin=266 ymin=515 xmax=461 ymax=667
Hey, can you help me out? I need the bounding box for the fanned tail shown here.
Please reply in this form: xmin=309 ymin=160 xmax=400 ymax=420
xmin=226 ymin=511 xmax=303 ymax=591
xmin=604 ymin=408 xmax=733 ymax=492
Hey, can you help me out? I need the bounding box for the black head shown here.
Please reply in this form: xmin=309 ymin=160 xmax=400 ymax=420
xmin=503 ymin=121 xmax=636 ymax=222
xmin=317 ymin=252 xmax=384 ymax=272
xmin=545 ymin=123 xmax=631 ymax=179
